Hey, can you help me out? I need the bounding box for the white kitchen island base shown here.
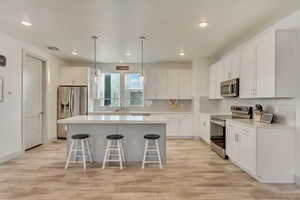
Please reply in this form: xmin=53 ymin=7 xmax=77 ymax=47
xmin=58 ymin=115 xmax=167 ymax=163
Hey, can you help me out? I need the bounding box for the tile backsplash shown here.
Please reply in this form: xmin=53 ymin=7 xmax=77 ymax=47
xmin=200 ymin=97 xmax=296 ymax=126
xmin=92 ymin=99 xmax=192 ymax=112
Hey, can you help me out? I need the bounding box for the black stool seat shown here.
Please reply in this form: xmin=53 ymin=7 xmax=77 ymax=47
xmin=107 ymin=134 xmax=124 ymax=140
xmin=71 ymin=134 xmax=90 ymax=140
xmin=144 ymin=134 xmax=160 ymax=140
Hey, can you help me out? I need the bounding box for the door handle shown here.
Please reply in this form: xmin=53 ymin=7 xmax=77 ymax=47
xmin=39 ymin=112 xmax=44 ymax=118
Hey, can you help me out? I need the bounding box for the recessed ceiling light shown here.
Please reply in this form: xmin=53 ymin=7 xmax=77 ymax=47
xmin=21 ymin=20 xmax=32 ymax=26
xmin=199 ymin=21 xmax=208 ymax=28
xmin=179 ymin=52 xmax=185 ymax=56
xmin=72 ymin=51 xmax=78 ymax=55
xmin=125 ymin=52 xmax=132 ymax=56
xmin=120 ymin=60 xmax=123 ymax=63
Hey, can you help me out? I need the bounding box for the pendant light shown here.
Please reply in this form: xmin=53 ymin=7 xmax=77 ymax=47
xmin=139 ymin=36 xmax=146 ymax=81
xmin=92 ymin=36 xmax=98 ymax=82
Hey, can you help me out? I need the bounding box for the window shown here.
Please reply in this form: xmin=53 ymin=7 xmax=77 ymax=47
xmin=125 ymin=73 xmax=144 ymax=106
xmin=97 ymin=73 xmax=120 ymax=107
xmin=93 ymin=72 xmax=144 ymax=108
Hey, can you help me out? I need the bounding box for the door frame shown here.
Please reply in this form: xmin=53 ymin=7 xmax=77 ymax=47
xmin=21 ymin=50 xmax=47 ymax=151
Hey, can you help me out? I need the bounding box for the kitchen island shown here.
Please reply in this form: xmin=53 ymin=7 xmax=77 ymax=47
xmin=58 ymin=115 xmax=168 ymax=163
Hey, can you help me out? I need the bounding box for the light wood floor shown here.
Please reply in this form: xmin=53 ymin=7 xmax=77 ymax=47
xmin=0 ymin=139 xmax=300 ymax=200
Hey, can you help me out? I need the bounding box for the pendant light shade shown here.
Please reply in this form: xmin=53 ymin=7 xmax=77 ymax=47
xmin=139 ymin=36 xmax=146 ymax=81
xmin=92 ymin=36 xmax=98 ymax=82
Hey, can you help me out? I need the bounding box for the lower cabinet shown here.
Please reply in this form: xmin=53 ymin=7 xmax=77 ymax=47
xmin=199 ymin=113 xmax=210 ymax=144
xmin=153 ymin=113 xmax=193 ymax=137
xmin=226 ymin=120 xmax=295 ymax=183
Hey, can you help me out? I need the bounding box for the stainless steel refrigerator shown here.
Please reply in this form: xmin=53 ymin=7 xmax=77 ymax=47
xmin=57 ymin=86 xmax=88 ymax=139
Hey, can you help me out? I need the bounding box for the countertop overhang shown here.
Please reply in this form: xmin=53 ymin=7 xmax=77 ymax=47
xmin=58 ymin=115 xmax=168 ymax=125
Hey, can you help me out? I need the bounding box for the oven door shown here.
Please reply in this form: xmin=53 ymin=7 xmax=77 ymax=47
xmin=210 ymin=119 xmax=227 ymax=158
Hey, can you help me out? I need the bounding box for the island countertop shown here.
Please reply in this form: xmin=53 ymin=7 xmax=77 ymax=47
xmin=58 ymin=115 xmax=168 ymax=125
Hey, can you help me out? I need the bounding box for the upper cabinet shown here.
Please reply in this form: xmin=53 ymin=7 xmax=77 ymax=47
xmin=209 ymin=30 xmax=299 ymax=99
xmin=223 ymin=50 xmax=241 ymax=80
xmin=209 ymin=61 xmax=223 ymax=99
xmin=59 ymin=66 xmax=89 ymax=86
xmin=145 ymin=67 xmax=192 ymax=100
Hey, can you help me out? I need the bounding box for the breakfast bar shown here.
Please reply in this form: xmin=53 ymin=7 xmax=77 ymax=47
xmin=58 ymin=115 xmax=168 ymax=163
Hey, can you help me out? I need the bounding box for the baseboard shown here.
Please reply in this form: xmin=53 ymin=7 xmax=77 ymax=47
xmin=295 ymin=175 xmax=300 ymax=185
xmin=0 ymin=151 xmax=23 ymax=164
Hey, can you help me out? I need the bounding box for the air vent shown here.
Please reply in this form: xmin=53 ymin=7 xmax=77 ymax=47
xmin=47 ymin=46 xmax=60 ymax=51
xmin=116 ymin=65 xmax=129 ymax=70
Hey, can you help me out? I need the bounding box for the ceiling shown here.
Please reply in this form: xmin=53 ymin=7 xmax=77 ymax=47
xmin=1 ymin=0 xmax=300 ymax=63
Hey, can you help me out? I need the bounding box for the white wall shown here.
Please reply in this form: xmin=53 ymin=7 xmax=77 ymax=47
xmin=0 ymin=31 xmax=63 ymax=162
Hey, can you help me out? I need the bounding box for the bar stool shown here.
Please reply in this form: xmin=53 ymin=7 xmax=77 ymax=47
xmin=65 ymin=134 xmax=93 ymax=170
xmin=142 ymin=134 xmax=162 ymax=169
xmin=102 ymin=134 xmax=126 ymax=170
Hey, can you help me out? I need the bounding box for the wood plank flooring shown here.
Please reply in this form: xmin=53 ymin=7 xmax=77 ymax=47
xmin=0 ymin=139 xmax=300 ymax=200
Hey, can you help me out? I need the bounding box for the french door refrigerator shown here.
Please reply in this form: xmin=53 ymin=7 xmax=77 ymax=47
xmin=57 ymin=86 xmax=88 ymax=139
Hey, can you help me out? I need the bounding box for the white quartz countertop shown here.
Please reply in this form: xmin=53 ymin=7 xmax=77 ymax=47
xmin=226 ymin=118 xmax=295 ymax=129
xmin=89 ymin=111 xmax=192 ymax=114
xmin=58 ymin=115 xmax=168 ymax=124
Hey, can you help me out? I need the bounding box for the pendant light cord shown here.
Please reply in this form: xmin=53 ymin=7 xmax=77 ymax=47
xmin=92 ymin=36 xmax=98 ymax=76
xmin=141 ymin=39 xmax=144 ymax=76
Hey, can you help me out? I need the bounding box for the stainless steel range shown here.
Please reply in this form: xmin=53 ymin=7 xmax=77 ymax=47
xmin=210 ymin=106 xmax=252 ymax=159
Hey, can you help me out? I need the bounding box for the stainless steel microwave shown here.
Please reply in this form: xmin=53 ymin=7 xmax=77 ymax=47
xmin=221 ymin=78 xmax=239 ymax=97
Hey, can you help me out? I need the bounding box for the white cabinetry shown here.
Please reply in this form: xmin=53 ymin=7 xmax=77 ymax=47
xmin=153 ymin=113 xmax=193 ymax=137
xmin=199 ymin=113 xmax=210 ymax=144
xmin=227 ymin=123 xmax=256 ymax=173
xmin=178 ymin=114 xmax=193 ymax=136
xmin=240 ymin=41 xmax=258 ymax=98
xmin=59 ymin=66 xmax=89 ymax=85
xmin=209 ymin=64 xmax=217 ymax=99
xmin=167 ymin=69 xmax=179 ymax=99
xmin=224 ymin=50 xmax=241 ymax=80
xmin=209 ymin=62 xmax=223 ymax=99
xmin=145 ymin=67 xmax=192 ymax=100
xmin=226 ymin=120 xmax=295 ymax=183
xmin=209 ymin=30 xmax=299 ymax=99
xmin=178 ymin=69 xmax=192 ymax=99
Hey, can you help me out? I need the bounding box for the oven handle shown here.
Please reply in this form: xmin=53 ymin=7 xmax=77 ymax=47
xmin=210 ymin=120 xmax=225 ymax=127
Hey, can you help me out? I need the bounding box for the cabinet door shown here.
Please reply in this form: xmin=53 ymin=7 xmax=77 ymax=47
xmin=257 ymin=32 xmax=275 ymax=98
xmin=165 ymin=114 xmax=179 ymax=136
xmin=226 ymin=124 xmax=239 ymax=161
xmin=240 ymin=41 xmax=258 ymax=98
xmin=238 ymin=128 xmax=256 ymax=175
xmin=209 ymin=65 xmax=216 ymax=99
xmin=223 ymin=56 xmax=232 ymax=80
xmin=167 ymin=69 xmax=179 ymax=99
xmin=156 ymin=68 xmax=169 ymax=99
xmin=231 ymin=50 xmax=241 ymax=79
xmin=215 ymin=62 xmax=224 ymax=99
xmin=144 ymin=69 xmax=157 ymax=99
xmin=200 ymin=114 xmax=210 ymax=144
xmin=179 ymin=114 xmax=193 ymax=136
xmin=179 ymin=68 xmax=192 ymax=99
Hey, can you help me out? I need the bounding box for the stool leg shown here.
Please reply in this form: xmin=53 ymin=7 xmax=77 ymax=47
xmin=85 ymin=139 xmax=93 ymax=162
xmin=65 ymin=140 xmax=74 ymax=170
xmin=117 ymin=140 xmax=123 ymax=170
xmin=141 ymin=140 xmax=149 ymax=169
xmin=102 ymin=140 xmax=110 ymax=169
xmin=73 ymin=140 xmax=79 ymax=162
xmin=120 ymin=141 xmax=126 ymax=165
xmin=81 ymin=140 xmax=87 ymax=170
xmin=155 ymin=140 xmax=163 ymax=169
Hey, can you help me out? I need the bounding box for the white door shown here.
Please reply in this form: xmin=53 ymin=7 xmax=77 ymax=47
xmin=23 ymin=55 xmax=43 ymax=150
xmin=179 ymin=114 xmax=193 ymax=136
